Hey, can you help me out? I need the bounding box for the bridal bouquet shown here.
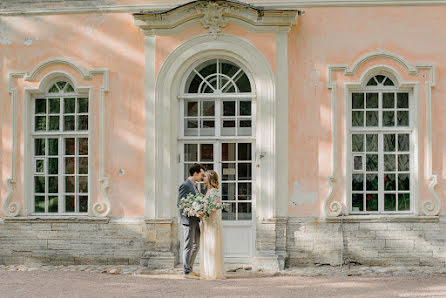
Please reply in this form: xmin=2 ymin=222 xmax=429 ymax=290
xmin=178 ymin=191 xmax=227 ymax=219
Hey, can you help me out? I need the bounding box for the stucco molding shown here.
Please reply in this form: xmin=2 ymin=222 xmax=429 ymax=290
xmin=87 ymin=68 xmax=111 ymax=218
xmin=151 ymin=33 xmax=280 ymax=265
xmin=324 ymin=74 xmax=344 ymax=217
xmin=3 ymin=1 xmax=446 ymax=16
xmin=194 ymin=1 xmax=230 ymax=37
xmin=2 ymin=72 xmax=26 ymax=217
xmin=133 ymin=0 xmax=299 ymax=36
xmin=146 ymin=33 xmax=277 ymax=221
xmin=25 ymin=58 xmax=93 ymax=82
xmin=358 ymin=65 xmax=404 ymax=88
xmin=275 ymin=29 xmax=290 ymax=218
xmin=3 ymin=58 xmax=111 ymax=217
xmin=325 ymin=50 xmax=439 ymax=217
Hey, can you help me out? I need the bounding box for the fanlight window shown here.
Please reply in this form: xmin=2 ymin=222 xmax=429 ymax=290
xmin=185 ymin=59 xmax=251 ymax=94
xmin=366 ymin=75 xmax=395 ymax=87
xmin=48 ymin=81 xmax=75 ymax=93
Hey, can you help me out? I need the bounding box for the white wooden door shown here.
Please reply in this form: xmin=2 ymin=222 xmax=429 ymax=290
xmin=177 ymin=141 xmax=255 ymax=264
xmin=176 ymin=58 xmax=256 ymax=264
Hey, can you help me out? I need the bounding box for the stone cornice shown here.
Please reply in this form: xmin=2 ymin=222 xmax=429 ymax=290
xmin=133 ymin=0 xmax=300 ymax=36
xmin=1 ymin=1 xmax=446 ymax=16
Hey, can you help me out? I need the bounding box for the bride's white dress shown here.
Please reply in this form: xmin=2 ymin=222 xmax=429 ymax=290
xmin=200 ymin=188 xmax=226 ymax=280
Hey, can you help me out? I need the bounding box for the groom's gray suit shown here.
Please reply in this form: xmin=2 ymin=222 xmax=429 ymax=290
xmin=178 ymin=178 xmax=201 ymax=274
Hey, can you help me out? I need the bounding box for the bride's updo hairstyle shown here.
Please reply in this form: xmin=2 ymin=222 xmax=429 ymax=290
xmin=205 ymin=170 xmax=219 ymax=189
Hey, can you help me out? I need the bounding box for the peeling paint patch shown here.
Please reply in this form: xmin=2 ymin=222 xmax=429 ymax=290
xmin=80 ymin=14 xmax=105 ymax=36
xmin=24 ymin=37 xmax=32 ymax=45
xmin=290 ymin=181 xmax=317 ymax=206
xmin=0 ymin=17 xmax=12 ymax=45
xmin=0 ymin=37 xmax=11 ymax=45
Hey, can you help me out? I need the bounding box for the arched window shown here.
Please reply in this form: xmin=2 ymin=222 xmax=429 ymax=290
xmin=182 ymin=59 xmax=254 ymax=138
xmin=350 ymin=74 xmax=411 ymax=213
xmin=179 ymin=59 xmax=254 ymax=221
xmin=185 ymin=59 xmax=251 ymax=94
xmin=366 ymin=74 xmax=395 ymax=87
xmin=32 ymin=80 xmax=89 ymax=214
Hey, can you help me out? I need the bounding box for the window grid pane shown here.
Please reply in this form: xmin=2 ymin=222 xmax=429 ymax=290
xmin=221 ymin=142 xmax=253 ymax=221
xmin=351 ymin=89 xmax=411 ymax=214
xmin=32 ymin=82 xmax=88 ymax=214
xmin=184 ymin=99 xmax=253 ymax=138
xmin=181 ymin=60 xmax=255 ymax=222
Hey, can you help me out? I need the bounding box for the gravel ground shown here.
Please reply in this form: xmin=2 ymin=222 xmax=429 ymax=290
xmin=1 ymin=265 xmax=446 ymax=297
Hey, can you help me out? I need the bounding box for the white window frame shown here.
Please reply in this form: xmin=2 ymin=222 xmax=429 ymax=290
xmin=30 ymin=78 xmax=90 ymax=215
xmin=177 ymin=58 xmax=256 ymax=222
xmin=347 ymin=75 xmax=415 ymax=214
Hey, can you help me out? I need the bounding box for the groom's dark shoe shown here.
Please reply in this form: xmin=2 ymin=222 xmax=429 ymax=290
xmin=183 ymin=273 xmax=199 ymax=279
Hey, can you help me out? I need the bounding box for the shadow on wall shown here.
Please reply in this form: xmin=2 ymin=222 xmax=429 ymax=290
xmin=286 ymin=219 xmax=446 ymax=267
xmin=0 ymin=219 xmax=177 ymax=266
xmin=1 ymin=13 xmax=149 ymax=216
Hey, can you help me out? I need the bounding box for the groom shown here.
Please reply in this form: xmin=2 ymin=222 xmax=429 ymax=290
xmin=178 ymin=163 xmax=206 ymax=279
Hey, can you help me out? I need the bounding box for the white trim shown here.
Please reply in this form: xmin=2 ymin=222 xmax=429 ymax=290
xmin=25 ymin=58 xmax=92 ymax=82
xmin=143 ymin=33 xmax=277 ymax=222
xmin=3 ymin=58 xmax=110 ymax=217
xmin=144 ymin=34 xmax=156 ymax=218
xmin=30 ymin=88 xmax=90 ymax=214
xmin=133 ymin=1 xmax=298 ymax=37
xmin=423 ymin=72 xmax=440 ymax=216
xmin=324 ymin=70 xmax=343 ymax=217
xmin=325 ymin=50 xmax=438 ymax=217
xmin=3 ymin=1 xmax=446 ymax=16
xmin=346 ymin=86 xmax=416 ymax=215
xmin=275 ymin=29 xmax=289 ymax=218
xmin=92 ymin=68 xmax=111 ymax=217
xmin=149 ymin=33 xmax=277 ymax=263
xmin=2 ymin=72 xmax=26 ymax=216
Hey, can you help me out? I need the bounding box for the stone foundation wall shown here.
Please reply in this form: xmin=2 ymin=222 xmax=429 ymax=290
xmin=2 ymin=216 xmax=446 ymax=268
xmin=0 ymin=217 xmax=177 ymax=266
xmin=286 ymin=217 xmax=446 ymax=267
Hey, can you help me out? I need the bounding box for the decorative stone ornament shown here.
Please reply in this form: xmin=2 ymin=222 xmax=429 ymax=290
xmin=194 ymin=1 xmax=229 ymax=37
xmin=133 ymin=0 xmax=300 ymax=36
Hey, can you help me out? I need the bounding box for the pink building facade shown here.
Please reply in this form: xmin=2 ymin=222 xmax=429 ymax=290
xmin=1 ymin=0 xmax=445 ymax=269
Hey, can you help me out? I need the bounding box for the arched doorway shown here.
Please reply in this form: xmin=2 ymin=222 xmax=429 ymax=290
xmin=178 ymin=58 xmax=256 ymax=262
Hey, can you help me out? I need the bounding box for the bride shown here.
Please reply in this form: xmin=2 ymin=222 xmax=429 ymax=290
xmin=200 ymin=170 xmax=226 ymax=280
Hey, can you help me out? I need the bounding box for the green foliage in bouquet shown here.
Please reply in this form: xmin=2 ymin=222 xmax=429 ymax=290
xmin=178 ymin=190 xmax=228 ymax=219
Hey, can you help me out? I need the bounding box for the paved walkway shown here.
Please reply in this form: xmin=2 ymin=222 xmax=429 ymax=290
xmin=1 ymin=265 xmax=446 ymax=297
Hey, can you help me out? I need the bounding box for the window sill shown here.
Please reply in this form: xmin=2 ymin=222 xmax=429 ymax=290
xmin=144 ymin=218 xmax=174 ymax=224
xmin=2 ymin=216 xmax=110 ymax=223
xmin=325 ymin=215 xmax=439 ymax=223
